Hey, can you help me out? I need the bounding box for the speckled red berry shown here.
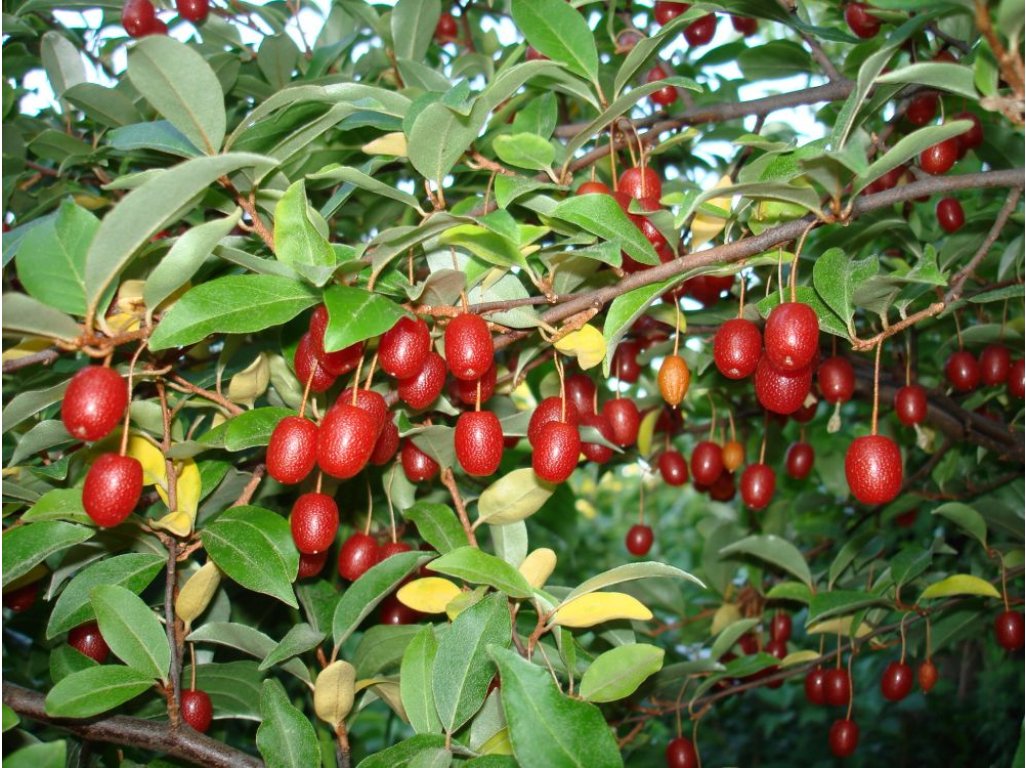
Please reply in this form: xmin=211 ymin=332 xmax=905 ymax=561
xmin=755 ymin=355 xmax=813 ymax=415
xmin=290 ymin=493 xmax=339 ymax=555
xmin=528 ymin=397 xmax=580 ymax=446
xmin=397 ymin=351 xmax=447 ymax=410
xmin=765 ymin=302 xmax=819 ymax=372
xmin=379 ymin=316 xmax=431 ymax=380
xmin=83 ymin=453 xmax=143 ymax=527
xmin=444 ymin=314 xmax=493 ymax=381
xmin=454 ymin=410 xmax=504 ymax=477
xmin=713 ymin=318 xmax=762 ymax=379
xmin=618 ymin=167 xmax=661 ymax=200
xmin=309 ymin=306 xmax=364 ymax=377
xmin=317 ymin=404 xmax=378 ymax=479
xmin=818 ymin=356 xmax=855 ymax=404
xmin=267 ymin=416 xmax=318 ymax=485
xmin=845 ymin=435 xmax=902 ymax=504
xmin=338 ymin=532 xmax=380 ymax=581
xmin=62 ymin=366 xmax=128 ymax=442
xmin=401 ymin=440 xmax=440 ymax=482
xmin=181 ymin=689 xmax=213 ymax=733
xmin=453 ymin=363 xmax=497 ymax=406
xmin=370 ymin=417 xmax=400 ymax=466
xmin=294 ymin=333 xmax=336 ymax=393
xmin=532 ymin=422 xmax=580 ymax=483
xmin=297 ymin=550 xmax=329 ymax=579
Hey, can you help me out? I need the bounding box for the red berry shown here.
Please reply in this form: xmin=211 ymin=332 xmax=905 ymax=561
xmin=290 ymin=493 xmax=339 ymax=555
xmin=738 ymin=633 xmax=759 ymax=655
xmin=435 ymin=11 xmax=458 ymax=42
xmin=453 ymin=362 xmax=497 ymax=406
xmin=665 ymin=736 xmax=699 ymax=768
xmin=309 ymin=306 xmax=364 ymax=377
xmin=528 ymin=397 xmax=581 ymax=446
xmin=763 ymin=638 xmax=787 ymax=687
xmin=147 ymin=18 xmax=168 ymax=35
xmin=338 ymin=532 xmax=380 ymax=581
xmin=690 ymin=441 xmax=724 ymax=486
xmin=336 ymin=388 xmax=388 ymax=434
xmin=297 ymin=551 xmax=329 ymax=579
xmin=654 ymin=1 xmax=689 ymax=26
xmin=370 ymin=417 xmax=400 ymax=466
xmin=646 ymin=66 xmax=677 ymax=106
xmin=936 ymin=197 xmax=965 ymax=233
xmin=83 ymin=453 xmax=143 ymax=527
xmin=933 ymin=50 xmax=958 ymax=64
xmin=881 ymin=660 xmax=913 ymax=701
xmin=824 ymin=668 xmax=851 ymax=707
xmin=564 ymin=373 xmax=597 ymax=418
xmin=454 ymin=411 xmax=504 ymax=477
xmin=829 ymin=718 xmax=859 ymax=758
xmin=444 ymin=314 xmax=493 ymax=381
xmin=765 ymin=302 xmax=819 ymax=372
xmin=3 ymin=582 xmax=39 ymax=613
xmin=755 ymin=355 xmax=813 ymax=415
xmin=122 ymin=0 xmax=157 ymax=37
xmin=905 ymin=92 xmax=938 ymax=126
xmin=740 ymin=463 xmax=776 ymax=510
xmin=626 ymin=524 xmax=654 ymax=556
xmin=713 ymin=318 xmax=762 ymax=379
xmin=267 ymin=416 xmax=318 ymax=485
xmin=919 ymin=137 xmax=959 ymax=175
xmin=685 ymin=274 xmax=734 ymax=306
xmin=945 ymin=350 xmax=980 ymax=392
xmin=577 ymin=180 xmax=612 ymax=196
xmin=731 ymin=15 xmax=757 ymax=35
xmin=659 ymin=450 xmax=689 ymax=486
xmin=844 ymin=2 xmax=880 ymax=37
xmin=708 ymin=469 xmax=736 ymax=502
xmin=602 ymin=398 xmax=641 ymax=448
xmin=770 ymin=613 xmax=792 ymax=643
xmin=952 ymin=111 xmax=984 ymax=154
xmin=379 ymin=316 xmax=431 ymax=380
xmin=805 ymin=667 xmax=828 ymax=705
xmin=397 ymin=351 xmax=447 ymax=410
xmin=317 ymin=404 xmax=378 ymax=479
xmin=785 ymin=441 xmax=815 ymax=480
xmin=401 ymin=440 xmax=440 ymax=482
xmin=580 ymin=412 xmax=615 ymax=464
xmin=525 ymin=46 xmax=549 ymax=61
xmin=181 ymin=689 xmax=213 ymax=733
xmin=845 ymin=435 xmax=902 ymax=504
xmin=378 ymin=594 xmax=421 ymax=625
xmin=618 ymin=167 xmax=662 ymax=200
xmin=294 ymin=333 xmax=336 ymax=393
xmin=379 ymin=540 xmax=412 ymax=560
xmin=979 ymin=344 xmax=1011 ymax=386
xmin=791 ymin=401 xmax=818 ymax=423
xmin=1009 ymin=359 xmax=1025 ymax=398
xmin=683 ymin=13 xmax=717 ymax=45
xmin=69 ymin=621 xmax=109 ymax=663
xmin=817 ymin=356 xmax=855 ymax=404
xmin=532 ymin=422 xmax=580 ymax=483
xmin=894 ymin=384 xmax=927 ymax=426
xmin=917 ymin=659 xmax=938 ymax=693
xmin=62 ymin=366 xmax=128 ymax=442
xmin=994 ymin=610 xmax=1025 ymax=651
xmin=176 ymin=0 xmax=208 ymax=23
xmin=612 ymin=340 xmax=643 ymax=383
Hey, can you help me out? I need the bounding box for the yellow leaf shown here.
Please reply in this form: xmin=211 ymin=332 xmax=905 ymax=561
xmin=781 ymin=649 xmax=821 ymax=668
xmin=553 ymin=324 xmax=605 ymax=370
xmin=314 ymin=660 xmax=356 ymax=726
xmin=519 ymin=548 xmax=557 ymax=589
xmin=445 ymin=587 xmax=487 ymax=622
xmin=479 ymin=727 xmax=514 ymax=756
xmin=553 ymin=592 xmax=653 ymax=628
xmin=1 ymin=338 xmax=53 ymax=363
xmin=397 ymin=577 xmax=462 ymax=614
xmin=227 ymin=352 xmax=270 ymax=407
xmin=126 ymin=435 xmax=167 ymax=487
xmin=362 ymin=132 xmax=407 ymax=157
xmin=690 ymin=175 xmax=733 ymax=248
xmin=367 ymin=680 xmax=407 ymax=721
xmin=806 ymin=617 xmax=873 ymax=638
xmin=153 ymin=459 xmax=201 ymax=536
xmin=72 ymin=193 xmax=109 ymax=210
xmin=710 ymin=603 xmax=742 ymax=636
xmin=175 ymin=561 xmax=221 ymax=626
xmin=477 ymin=468 xmax=555 ymax=526
xmin=116 ymin=279 xmax=147 ymax=315
xmin=106 ymin=311 xmax=141 ymax=334
xmin=635 ymin=407 xmax=661 ymax=458
xmin=919 ymin=574 xmax=1001 ymax=600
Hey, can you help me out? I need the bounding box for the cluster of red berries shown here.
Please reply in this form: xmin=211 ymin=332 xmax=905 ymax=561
xmin=121 ymin=0 xmax=208 ymax=38
xmin=944 ymin=344 xmax=1025 ymax=397
xmin=653 ymin=1 xmax=757 ymax=47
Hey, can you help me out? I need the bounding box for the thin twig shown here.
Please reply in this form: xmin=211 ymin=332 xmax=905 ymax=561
xmin=440 ymin=467 xmax=478 ymax=547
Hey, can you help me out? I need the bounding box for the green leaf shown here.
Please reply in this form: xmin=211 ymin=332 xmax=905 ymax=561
xmin=720 ymin=535 xmax=813 ymax=589
xmin=601 ymin=278 xmax=680 ymax=376
xmin=476 ymin=468 xmax=555 ymax=526
xmin=259 ymin=623 xmax=325 ymax=671
xmin=831 ymin=40 xmax=901 ymax=150
xmin=273 ymin=179 xmax=335 ymax=285
xmin=613 ymin=9 xmax=702 ymax=96
xmin=322 ymin=284 xmax=406 ymax=352
xmin=812 ymin=247 xmax=878 ymax=333
xmin=332 ymin=551 xmax=430 ymax=649
xmin=888 ymin=545 xmax=933 ymax=588
xmin=64 ymin=83 xmax=140 ymax=127
xmin=1 ymin=293 xmax=82 ymax=341
xmin=47 ymin=553 xmax=165 ymax=638
xmin=709 ymin=618 xmax=760 ymax=661
xmin=565 ymin=561 xmax=703 ymax=603
xmin=932 ymin=501 xmax=988 ymax=550
xmin=391 ymin=0 xmax=441 ymax=61
xmin=40 ymin=30 xmax=85 ymax=100
xmin=3 ymin=704 xmax=20 ymax=732
xmin=218 ymin=407 xmax=296 ymax=451
xmin=428 ymin=546 xmax=534 ymax=598
xmin=108 ymin=120 xmax=201 ymax=158
xmin=919 ymin=574 xmax=1001 ymax=600
xmin=355 ymin=735 xmax=448 ymax=768
xmin=149 ymin=274 xmax=317 ymax=351
xmin=21 ymin=487 xmax=88 ymax=524
xmin=511 ymin=0 xmax=598 ymax=83
xmin=404 ymin=502 xmax=468 ymax=554
xmin=432 ymin=593 xmax=512 ymax=733
xmin=127 ymin=36 xmax=226 ymax=154
xmin=191 ymin=660 xmax=264 ymax=721
xmin=354 ymin=624 xmax=422 ymax=678
xmin=202 ymin=505 xmax=299 ymax=608
xmin=90 ymin=584 xmax=171 ymax=681
xmin=876 ymin=62 xmax=977 ymax=99
xmin=256 ymin=679 xmax=320 ymax=768
xmin=15 ymin=199 xmax=97 ymax=316
xmin=2 ymin=521 xmax=94 ymax=588
xmin=489 ymin=645 xmax=623 ymax=768
xmin=738 ymin=40 xmax=813 ymax=80
xmin=401 ymin=625 xmax=443 ymax=734
xmin=186 ymin=622 xmax=310 ymax=683
xmin=552 ymin=195 xmax=659 ymax=268
xmin=493 ymin=133 xmax=555 ymax=171
xmin=579 ymin=644 xmax=664 ymax=703
xmin=807 ymin=590 xmax=885 ymax=624
xmin=44 ymin=665 xmax=154 ymax=718
xmin=310 ymin=165 xmax=424 ymax=213
xmin=855 ymin=121 xmax=971 ymax=194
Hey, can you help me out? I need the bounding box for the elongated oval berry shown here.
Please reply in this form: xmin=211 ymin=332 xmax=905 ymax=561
xmin=845 ymin=1 xmax=879 ymax=37
xmin=576 ymin=180 xmax=611 ymax=196
xmin=176 ymin=0 xmax=208 ymax=23
xmin=894 ymin=384 xmax=927 ymax=425
xmin=646 ymin=65 xmax=677 ymax=107
xmin=845 ymin=435 xmax=902 ymax=504
xmin=770 ymin=613 xmax=792 ymax=643
xmin=659 ymin=450 xmax=688 ymax=486
xmin=658 ymin=354 xmax=691 ymax=407
xmin=602 ymin=399 xmax=641 ymax=448
xmin=905 ymin=92 xmax=938 ymax=126
xmin=920 ymin=137 xmax=959 ymax=175
xmin=690 ymin=441 xmax=723 ymax=486
xmin=612 ymin=340 xmax=642 ymax=383
xmin=945 ymin=350 xmax=980 ymax=392
xmin=626 ymin=524 xmax=653 ymax=556
xmin=338 ymin=532 xmax=380 ymax=581
xmin=1009 ymin=359 xmax=1025 ymax=398
xmin=4 ymin=582 xmax=38 ymax=613
xmin=290 ymin=493 xmax=339 ymax=555
xmin=69 ymin=621 xmax=109 ymax=663
xmin=401 ymin=440 xmax=439 ymax=482
xmin=881 ymin=660 xmax=914 ymax=701
xmin=309 ymin=306 xmax=364 ymax=376
xmin=528 ymin=397 xmax=580 ymax=446
xmin=294 ymin=333 xmax=336 ymax=393
xmin=829 ymin=718 xmax=859 ymax=758
xmin=453 ymin=363 xmax=497 ymax=406
xmin=994 ymin=610 xmax=1025 ymax=651
xmin=379 ymin=316 xmax=431 ymax=379
xmin=824 ymin=668 xmax=851 ymax=707
xmin=917 ymin=659 xmax=938 ymax=693
xmin=953 ymin=110 xmax=984 ymax=154
xmin=337 ymin=388 xmax=388 ymax=435
xmin=267 ymin=416 xmax=318 ymax=485
xmin=181 ymin=689 xmax=213 ymax=732
xmin=317 ymin=404 xmax=377 ymax=479
xmin=979 ymin=344 xmax=1011 ymax=386
xmin=62 ymin=366 xmax=128 ymax=441
xmin=936 ymin=197 xmax=965 ymax=233
xmin=298 ymin=551 xmax=329 ymax=579
xmin=379 ymin=594 xmax=421 ymax=625
xmin=740 ymin=463 xmax=776 ymax=510
xmin=454 ymin=411 xmax=504 ymax=477
xmin=435 ymin=11 xmax=457 ymax=42
xmin=397 ymin=351 xmax=447 ymax=410
xmin=765 ymin=302 xmax=819 ymax=372
xmin=818 ymin=356 xmax=855 ymax=404
xmin=445 ymin=314 xmax=493 ymax=381
xmin=580 ymin=412 xmax=614 ymax=464
xmin=683 ymin=12 xmax=717 ymax=45
xmin=379 ymin=540 xmax=412 ymax=560
xmin=532 ymin=422 xmax=580 ymax=483
xmin=713 ymin=318 xmax=762 ymax=379
xmin=564 ymin=373 xmax=597 ymax=418
xmin=786 ymin=441 xmax=815 ymax=479
xmin=83 ymin=453 xmax=143 ymax=527
xmin=122 ymin=0 xmax=157 ymax=36
xmin=654 ymin=1 xmax=689 ymax=26
xmin=805 ymin=667 xmax=828 ymax=705
xmin=731 ymin=14 xmax=757 ymax=35
xmin=755 ymin=355 xmax=813 ymax=414
xmin=618 ymin=166 xmax=661 ymax=200
xmin=721 ymin=440 xmax=744 ymax=472
xmin=370 ymin=417 xmax=400 ymax=466
xmin=665 ymin=735 xmax=699 ymax=768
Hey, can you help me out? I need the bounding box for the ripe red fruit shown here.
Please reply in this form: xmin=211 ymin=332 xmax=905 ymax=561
xmin=936 ymin=197 xmax=965 ymax=233
xmin=309 ymin=306 xmax=364 ymax=376
xmin=952 ymin=111 xmax=984 ymax=154
xmin=338 ymin=532 xmax=380 ymax=581
xmin=658 ymin=450 xmax=689 ymax=486
xmin=528 ymin=397 xmax=580 ymax=445
xmin=829 ymin=718 xmax=859 ymax=758
xmin=401 ymin=440 xmax=440 ymax=483
xmin=454 ymin=411 xmax=504 ymax=477
xmin=525 ymin=46 xmax=548 ymax=61
xmin=738 ymin=633 xmax=759 ymax=655
xmin=580 ymin=412 xmax=615 ymax=464
xmin=1009 ymin=359 xmax=1025 ymax=398
xmin=336 ymin=388 xmax=388 ymax=433
xmin=844 ymin=2 xmax=879 ymax=37
xmin=785 ymin=441 xmax=815 ymax=480
xmin=267 ymin=416 xmax=318 ymax=485
xmin=453 ymin=362 xmax=497 ymax=406
xmin=532 ymin=422 xmax=581 ymax=483
xmin=3 ymin=582 xmax=39 ymax=613
xmin=122 ymin=0 xmax=157 ymax=37
xmin=721 ymin=440 xmax=744 ymax=472
xmin=905 ymin=92 xmax=938 ymax=126
xmin=379 ymin=594 xmax=421 ymax=625
xmin=379 ymin=316 xmax=431 ymax=380
xmin=626 ymin=524 xmax=654 ymax=556
xmin=690 ymin=441 xmax=724 ymax=486
xmin=435 ymin=12 xmax=458 ymax=42
xmin=708 ymin=469 xmax=736 ymax=502
xmin=294 ymin=333 xmax=336 ymax=393
xmin=917 ymin=659 xmax=938 ymax=693
xmin=62 ymin=366 xmax=128 ymax=442
xmin=612 ymin=340 xmax=643 ymax=383
xmin=317 ymin=404 xmax=378 ymax=479
xmin=770 ymin=613 xmax=792 ymax=643
xmin=817 ymin=356 xmax=855 ymax=404
xmin=654 ymin=1 xmax=689 ymax=26
xmin=297 ymin=551 xmax=329 ymax=579
xmin=83 ymin=453 xmax=143 ymax=527
xmin=824 ymin=668 xmax=852 ymax=707
xmin=181 ymin=689 xmax=213 ymax=733
xmin=945 ymin=350 xmax=980 ymax=392
xmin=713 ymin=318 xmax=762 ymax=380
xmin=290 ymin=493 xmax=339 ymax=555
xmin=577 ymin=180 xmax=611 ymax=196
xmin=894 ymin=384 xmax=927 ymax=425
xmin=764 ymin=302 xmax=819 ymax=372
xmin=397 ymin=351 xmax=447 ymax=410
xmin=565 ymin=373 xmax=597 ymax=418
xmin=845 ymin=435 xmax=903 ymax=504
xmin=69 ymin=621 xmax=109 ymax=663
xmin=994 ymin=610 xmax=1025 ymax=651
xmin=805 ymin=667 xmax=828 ymax=705
xmin=646 ymin=66 xmax=677 ymax=107
xmin=665 ymin=736 xmax=699 ymax=768
xmin=683 ymin=13 xmax=717 ymax=45
xmin=370 ymin=417 xmax=400 ymax=466
xmin=176 ymin=0 xmax=208 ymax=23
xmin=755 ymin=355 xmax=813 ymax=415
xmin=979 ymin=344 xmax=1011 ymax=386
xmin=618 ymin=167 xmax=662 ymax=201
xmin=379 ymin=540 xmax=412 ymax=560
xmin=919 ymin=137 xmax=960 ymax=175
xmin=445 ymin=314 xmax=493 ymax=381
xmin=881 ymin=660 xmax=914 ymax=701
xmin=791 ymin=401 xmax=818 ymax=423
xmin=740 ymin=463 xmax=776 ymax=510
xmin=685 ymin=274 xmax=734 ymax=306
xmin=731 ymin=15 xmax=757 ymax=35
xmin=602 ymin=398 xmax=641 ymax=448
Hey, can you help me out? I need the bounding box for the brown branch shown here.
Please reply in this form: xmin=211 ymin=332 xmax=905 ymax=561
xmin=440 ymin=467 xmax=478 ymax=547
xmin=1 ymin=347 xmax=60 ymax=373
xmin=2 ymin=684 xmax=263 ymax=768
xmin=168 ymin=375 xmax=245 ymax=417
xmin=230 ymin=464 xmax=266 ymax=508
xmin=974 ymin=0 xmax=1025 ymax=118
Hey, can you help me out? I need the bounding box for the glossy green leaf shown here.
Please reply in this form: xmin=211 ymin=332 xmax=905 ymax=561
xmin=579 ymin=644 xmax=664 ymax=703
xmin=3 ymin=741 xmax=66 ymax=768
xmin=428 ymin=546 xmax=534 ymax=598
xmin=220 ymin=407 xmax=296 ymax=451
xmin=322 ymin=284 xmax=406 ymax=352
xmin=401 ymin=625 xmax=443 ymax=734
xmin=256 ymin=679 xmax=320 ymax=768
xmin=391 ymin=0 xmax=441 ymax=61
xmin=2 ymin=521 xmax=93 ymax=588
xmin=190 ymin=660 xmax=264 ymax=721
xmin=738 ymin=40 xmax=813 ymax=80
xmin=493 ymin=133 xmax=554 ymax=171
xmin=44 ymin=665 xmax=154 ymax=718
xmin=273 ymin=179 xmax=335 ymax=285
xmin=332 ymin=551 xmax=430 ymax=649
xmin=552 ymin=195 xmax=659 ymax=268
xmin=932 ymin=502 xmax=988 ymax=550
xmin=601 ymin=278 xmax=680 ymax=376
xmin=311 ymin=164 xmax=424 ymax=213
xmin=403 ymin=502 xmax=468 ymax=554
xmin=719 ymin=535 xmax=813 ymax=588
xmin=15 ymin=199 xmax=97 ymax=316
xmin=511 ymin=0 xmax=598 ymax=83
xmin=20 ymin=488 xmax=88 ymax=524
xmin=90 ymin=584 xmax=170 ymax=681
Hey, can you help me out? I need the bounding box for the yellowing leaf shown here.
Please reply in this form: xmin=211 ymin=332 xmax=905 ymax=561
xmin=1 ymin=338 xmax=53 ymax=363
xmin=552 ymin=592 xmax=653 ymax=628
xmin=635 ymin=407 xmax=661 ymax=458
xmin=690 ymin=175 xmax=733 ymax=248
xmin=152 ymin=458 xmax=201 ymax=536
xmin=227 ymin=352 xmax=269 ymax=407
xmin=106 ymin=311 xmax=141 ymax=334
xmin=126 ymin=435 xmax=166 ymax=486
xmin=480 ymin=727 xmax=514 ymax=756
xmin=397 ymin=577 xmax=462 ymax=614
xmin=314 ymin=660 xmax=356 ymax=726
xmin=477 ymin=468 xmax=555 ymax=526
xmin=781 ymin=649 xmax=821 ymax=668
xmin=519 ymin=548 xmax=557 ymax=589
xmin=806 ymin=616 xmax=873 ymax=637
xmin=175 ymin=561 xmax=221 ymax=626
xmin=553 ymin=323 xmax=605 ymax=370
xmin=710 ymin=603 xmax=742 ymax=636
xmin=445 ymin=587 xmax=486 ymax=622
xmin=362 ymin=132 xmax=407 ymax=157
xmin=115 ymin=279 xmax=147 ymax=315
xmin=919 ymin=574 xmax=1001 ymax=600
